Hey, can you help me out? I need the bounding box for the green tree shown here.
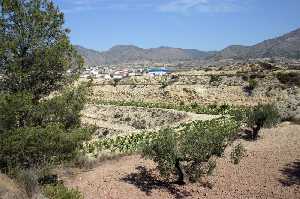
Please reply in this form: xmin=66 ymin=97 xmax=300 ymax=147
xmin=0 ymin=0 xmax=83 ymax=102
xmin=246 ymin=104 xmax=280 ymax=139
xmin=0 ymin=0 xmax=91 ymax=172
xmin=142 ymin=119 xmax=239 ymax=185
xmin=0 ymin=92 xmax=33 ymax=132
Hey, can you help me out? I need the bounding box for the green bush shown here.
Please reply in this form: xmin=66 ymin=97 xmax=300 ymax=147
xmin=0 ymin=124 xmax=92 ymax=170
xmin=142 ymin=119 xmax=239 ymax=184
xmin=0 ymin=92 xmax=33 ymax=133
xmin=258 ymin=62 xmax=274 ymax=70
xmin=248 ymin=79 xmax=258 ymax=89
xmin=230 ymin=143 xmax=246 ymax=164
xmin=143 ymin=128 xmax=179 ymax=179
xmin=276 ymin=72 xmax=300 ymax=87
xmin=209 ymin=75 xmax=222 ymax=86
xmin=243 ymin=78 xmax=258 ymax=96
xmin=159 ymin=77 xmax=169 ymax=89
xmin=31 ymin=84 xmax=89 ymax=129
xmin=0 ymin=83 xmax=89 ymax=132
xmin=43 ymin=183 xmax=83 ymax=199
xmin=246 ymin=104 xmax=280 ymax=139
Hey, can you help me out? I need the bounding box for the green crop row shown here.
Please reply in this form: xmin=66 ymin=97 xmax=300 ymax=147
xmin=83 ymin=117 xmax=240 ymax=156
xmin=96 ymin=100 xmax=251 ymax=122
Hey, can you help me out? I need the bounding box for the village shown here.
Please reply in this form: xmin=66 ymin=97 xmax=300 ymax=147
xmin=80 ymin=65 xmax=173 ymax=80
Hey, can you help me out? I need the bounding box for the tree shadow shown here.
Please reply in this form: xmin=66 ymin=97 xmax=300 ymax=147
xmin=279 ymin=160 xmax=300 ymax=186
xmin=121 ymin=166 xmax=191 ymax=199
xmin=236 ymin=129 xmax=260 ymax=141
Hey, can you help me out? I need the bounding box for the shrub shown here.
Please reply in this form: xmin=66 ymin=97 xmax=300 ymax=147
xmin=209 ymin=75 xmax=222 ymax=86
xmin=30 ymin=83 xmax=89 ymax=129
xmin=43 ymin=183 xmax=83 ymax=199
xmin=142 ymin=119 xmax=239 ymax=184
xmin=73 ymin=153 xmax=97 ymax=169
xmin=0 ymin=124 xmax=92 ymax=170
xmin=248 ymin=79 xmax=258 ymax=89
xmin=143 ymin=129 xmax=179 ymax=179
xmin=0 ymin=83 xmax=89 ymax=132
xmin=159 ymin=77 xmax=169 ymax=89
xmin=131 ymin=119 xmax=147 ymax=130
xmin=230 ymin=143 xmax=246 ymax=164
xmin=111 ymin=78 xmax=121 ymax=87
xmin=276 ymin=72 xmax=300 ymax=87
xmin=243 ymin=78 xmax=258 ymax=96
xmin=241 ymin=74 xmax=249 ymax=81
xmin=246 ymin=104 xmax=280 ymax=139
xmin=258 ymin=61 xmax=274 ymax=70
xmin=13 ymin=169 xmax=39 ymax=197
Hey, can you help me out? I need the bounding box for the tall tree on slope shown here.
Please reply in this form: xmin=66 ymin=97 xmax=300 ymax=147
xmin=0 ymin=0 xmax=83 ymax=102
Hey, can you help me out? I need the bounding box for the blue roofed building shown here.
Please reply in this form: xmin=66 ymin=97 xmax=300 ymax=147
xmin=147 ymin=68 xmax=170 ymax=76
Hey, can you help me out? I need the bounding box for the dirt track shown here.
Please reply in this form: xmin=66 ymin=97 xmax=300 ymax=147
xmin=63 ymin=123 xmax=300 ymax=199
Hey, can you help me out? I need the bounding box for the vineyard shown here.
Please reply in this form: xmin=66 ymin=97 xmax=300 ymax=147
xmin=82 ymin=117 xmax=239 ymax=157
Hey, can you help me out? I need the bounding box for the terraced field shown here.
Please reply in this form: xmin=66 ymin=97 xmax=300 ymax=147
xmin=64 ymin=70 xmax=300 ymax=199
xmin=81 ymin=104 xmax=220 ymax=137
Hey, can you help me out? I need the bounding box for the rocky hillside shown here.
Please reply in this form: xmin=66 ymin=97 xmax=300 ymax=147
xmin=75 ymin=27 xmax=300 ymax=66
xmin=75 ymin=45 xmax=105 ymax=66
xmin=75 ymin=45 xmax=215 ymax=66
xmin=214 ymin=28 xmax=300 ymax=59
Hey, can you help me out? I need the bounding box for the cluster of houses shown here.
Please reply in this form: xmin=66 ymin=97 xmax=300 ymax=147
xmin=80 ymin=66 xmax=171 ymax=80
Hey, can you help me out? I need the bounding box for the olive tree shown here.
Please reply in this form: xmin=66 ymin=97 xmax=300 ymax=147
xmin=246 ymin=104 xmax=280 ymax=139
xmin=142 ymin=119 xmax=239 ymax=185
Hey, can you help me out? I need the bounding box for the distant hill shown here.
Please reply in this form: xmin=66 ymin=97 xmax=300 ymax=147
xmin=75 ymin=27 xmax=300 ymax=66
xmin=75 ymin=45 xmax=215 ymax=66
xmin=75 ymin=45 xmax=105 ymax=66
xmin=213 ymin=28 xmax=300 ymax=59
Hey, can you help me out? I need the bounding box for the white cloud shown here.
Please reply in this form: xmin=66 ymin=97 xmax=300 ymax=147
xmin=60 ymin=0 xmax=155 ymax=13
xmin=58 ymin=0 xmax=245 ymax=14
xmin=158 ymin=0 xmax=242 ymax=14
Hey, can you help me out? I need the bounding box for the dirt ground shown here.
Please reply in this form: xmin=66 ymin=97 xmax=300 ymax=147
xmin=63 ymin=123 xmax=300 ymax=199
xmin=0 ymin=174 xmax=28 ymax=199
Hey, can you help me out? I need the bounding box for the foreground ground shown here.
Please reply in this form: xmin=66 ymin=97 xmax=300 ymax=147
xmin=63 ymin=123 xmax=300 ymax=199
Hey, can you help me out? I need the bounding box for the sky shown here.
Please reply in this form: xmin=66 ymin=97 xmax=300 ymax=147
xmin=53 ymin=0 xmax=300 ymax=52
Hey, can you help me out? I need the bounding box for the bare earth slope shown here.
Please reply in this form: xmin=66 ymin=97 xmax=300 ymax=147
xmin=64 ymin=124 xmax=300 ymax=199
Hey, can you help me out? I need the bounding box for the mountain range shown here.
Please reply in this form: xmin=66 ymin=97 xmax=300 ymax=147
xmin=75 ymin=28 xmax=300 ymax=66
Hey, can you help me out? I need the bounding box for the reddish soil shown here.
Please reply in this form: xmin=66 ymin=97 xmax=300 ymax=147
xmin=63 ymin=124 xmax=300 ymax=199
